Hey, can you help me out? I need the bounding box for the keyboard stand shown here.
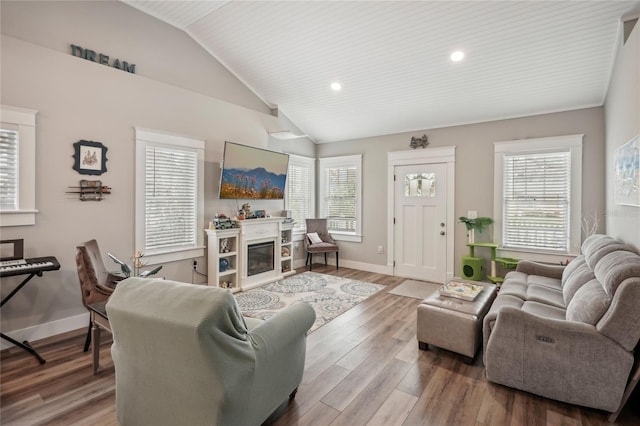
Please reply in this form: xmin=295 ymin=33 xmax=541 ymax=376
xmin=1 ymin=271 xmax=47 ymax=364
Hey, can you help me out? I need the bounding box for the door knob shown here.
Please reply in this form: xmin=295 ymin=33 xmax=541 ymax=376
xmin=440 ymin=223 xmax=445 ymax=227
xmin=440 ymin=231 xmax=445 ymax=235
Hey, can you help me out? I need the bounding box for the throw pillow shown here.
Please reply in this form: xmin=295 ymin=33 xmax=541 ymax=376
xmin=307 ymin=232 xmax=323 ymax=244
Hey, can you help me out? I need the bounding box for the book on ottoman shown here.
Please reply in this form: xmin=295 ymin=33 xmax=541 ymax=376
xmin=439 ymin=279 xmax=484 ymax=301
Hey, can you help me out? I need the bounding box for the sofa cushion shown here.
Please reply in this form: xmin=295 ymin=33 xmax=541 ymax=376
xmin=527 ymin=275 xmax=562 ymax=291
xmin=562 ymin=257 xmax=595 ymax=305
xmin=561 ymin=254 xmax=585 ymax=286
xmin=520 ymin=300 xmax=566 ymax=320
xmin=582 ymin=234 xmax=628 ymax=270
xmin=566 ymin=280 xmax=611 ymax=325
xmin=498 ymin=281 xmax=528 ymax=300
xmin=527 ymin=285 xmax=565 ymax=308
xmin=594 ymin=251 xmax=640 ymax=296
xmin=503 ymin=270 xmax=528 ymax=284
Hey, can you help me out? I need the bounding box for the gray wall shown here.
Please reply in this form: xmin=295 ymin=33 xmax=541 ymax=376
xmin=605 ymin=19 xmax=640 ymax=251
xmin=317 ymin=107 xmax=607 ymax=272
xmin=0 ymin=1 xmax=314 ymax=337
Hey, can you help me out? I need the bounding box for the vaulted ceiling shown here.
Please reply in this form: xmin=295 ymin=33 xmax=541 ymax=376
xmin=122 ymin=1 xmax=640 ymax=143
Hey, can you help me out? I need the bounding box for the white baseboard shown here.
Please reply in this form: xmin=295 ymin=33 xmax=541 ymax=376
xmin=1 ymin=312 xmax=88 ymax=351
xmin=294 ymin=257 xmax=393 ymax=275
xmin=336 ymin=259 xmax=394 ymax=275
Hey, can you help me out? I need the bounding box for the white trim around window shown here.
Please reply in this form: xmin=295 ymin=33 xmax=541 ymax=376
xmin=318 ymin=154 xmax=362 ymax=242
xmin=135 ymin=127 xmax=205 ymax=264
xmin=0 ymin=105 xmax=38 ymax=227
xmin=494 ymin=134 xmax=583 ymax=260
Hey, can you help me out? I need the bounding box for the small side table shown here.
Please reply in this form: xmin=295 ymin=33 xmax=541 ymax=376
xmin=87 ymin=301 xmax=111 ymax=374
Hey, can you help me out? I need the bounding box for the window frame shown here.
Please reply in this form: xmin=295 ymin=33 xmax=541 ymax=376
xmin=135 ymin=127 xmax=205 ymax=264
xmin=0 ymin=105 xmax=38 ymax=227
xmin=285 ymin=154 xmax=315 ymax=238
xmin=318 ymin=154 xmax=362 ymax=242
xmin=494 ymin=134 xmax=583 ymax=260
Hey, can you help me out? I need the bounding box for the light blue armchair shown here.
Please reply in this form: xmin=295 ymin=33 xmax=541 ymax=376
xmin=106 ymin=277 xmax=315 ymax=426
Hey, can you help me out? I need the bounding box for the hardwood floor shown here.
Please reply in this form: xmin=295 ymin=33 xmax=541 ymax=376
xmin=2 ymin=265 xmax=639 ymax=425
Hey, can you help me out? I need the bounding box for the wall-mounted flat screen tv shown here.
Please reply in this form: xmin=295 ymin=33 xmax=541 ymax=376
xmin=219 ymin=142 xmax=289 ymax=199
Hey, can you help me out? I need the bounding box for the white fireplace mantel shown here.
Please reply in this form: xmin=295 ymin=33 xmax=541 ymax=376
xmin=206 ymin=217 xmax=294 ymax=291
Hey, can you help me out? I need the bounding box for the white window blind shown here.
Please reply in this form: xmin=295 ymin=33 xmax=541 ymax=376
xmin=135 ymin=128 xmax=205 ymax=263
xmin=495 ymin=134 xmax=582 ymax=257
xmin=144 ymin=145 xmax=198 ymax=251
xmin=327 ymin=166 xmax=357 ymax=232
xmin=319 ymin=155 xmax=362 ymax=241
xmin=503 ymin=151 xmax=571 ymax=252
xmin=0 ymin=128 xmax=18 ymax=210
xmin=286 ymin=155 xmax=315 ymax=232
xmin=0 ymin=105 xmax=37 ymax=227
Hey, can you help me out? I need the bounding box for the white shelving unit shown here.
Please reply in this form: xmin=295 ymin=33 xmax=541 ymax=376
xmin=206 ymin=218 xmax=295 ymax=292
xmin=205 ymin=227 xmax=240 ymax=293
xmin=280 ymin=221 xmax=294 ymax=276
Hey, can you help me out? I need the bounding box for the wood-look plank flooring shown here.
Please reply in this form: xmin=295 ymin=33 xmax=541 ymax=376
xmin=2 ymin=265 xmax=639 ymax=425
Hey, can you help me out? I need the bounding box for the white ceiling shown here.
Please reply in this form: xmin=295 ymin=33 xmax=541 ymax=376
xmin=122 ymin=1 xmax=640 ymax=143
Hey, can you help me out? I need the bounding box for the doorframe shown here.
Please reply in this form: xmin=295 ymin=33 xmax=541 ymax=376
xmin=387 ymin=147 xmax=456 ymax=282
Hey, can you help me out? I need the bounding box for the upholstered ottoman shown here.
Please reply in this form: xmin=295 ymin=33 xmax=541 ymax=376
xmin=417 ymin=280 xmax=497 ymax=363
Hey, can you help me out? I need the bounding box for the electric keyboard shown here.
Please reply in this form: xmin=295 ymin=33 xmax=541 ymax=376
xmin=0 ymin=256 xmax=60 ymax=278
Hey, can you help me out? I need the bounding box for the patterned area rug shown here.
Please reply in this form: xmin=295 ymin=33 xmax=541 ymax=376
xmin=235 ymin=272 xmax=385 ymax=332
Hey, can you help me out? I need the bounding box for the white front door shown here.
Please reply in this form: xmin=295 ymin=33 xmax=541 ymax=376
xmin=394 ymin=163 xmax=447 ymax=282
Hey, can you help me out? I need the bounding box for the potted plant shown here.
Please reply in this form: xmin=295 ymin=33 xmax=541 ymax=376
xmin=458 ymin=216 xmax=494 ymax=243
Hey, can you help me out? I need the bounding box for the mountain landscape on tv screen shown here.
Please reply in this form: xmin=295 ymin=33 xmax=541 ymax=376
xmin=220 ymin=167 xmax=286 ymax=199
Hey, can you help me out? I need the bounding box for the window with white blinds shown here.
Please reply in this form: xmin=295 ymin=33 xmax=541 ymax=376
xmin=135 ymin=128 xmax=205 ymax=263
xmin=0 ymin=106 xmax=37 ymax=227
xmin=286 ymin=155 xmax=315 ymax=232
xmin=502 ymin=151 xmax=570 ymax=252
xmin=494 ymin=135 xmax=583 ymax=256
xmin=0 ymin=128 xmax=18 ymax=210
xmin=319 ymin=155 xmax=362 ymax=242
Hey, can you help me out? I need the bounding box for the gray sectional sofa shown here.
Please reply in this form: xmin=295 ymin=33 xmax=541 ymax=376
xmin=482 ymin=234 xmax=640 ymax=415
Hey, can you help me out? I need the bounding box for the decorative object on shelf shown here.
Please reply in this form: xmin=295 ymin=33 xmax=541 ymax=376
xmin=214 ymin=214 xmax=236 ymax=229
xmin=73 ymin=140 xmax=108 ymax=175
xmin=241 ymin=203 xmax=253 ymax=218
xmin=459 ymin=216 xmax=494 ymax=243
xmin=254 ymin=209 xmax=266 ymax=218
xmin=410 ymin=134 xmax=429 ymax=149
xmin=66 ymin=179 xmax=111 ymax=201
xmin=220 ymin=238 xmax=231 ymax=253
xmin=219 ymin=258 xmax=229 ymax=272
xmin=108 ymin=251 xmax=162 ymax=278
xmin=281 ymin=246 xmax=290 ymax=257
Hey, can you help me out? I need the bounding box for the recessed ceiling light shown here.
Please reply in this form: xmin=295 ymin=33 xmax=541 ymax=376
xmin=331 ymin=82 xmax=342 ymax=91
xmin=450 ymin=50 xmax=465 ymax=62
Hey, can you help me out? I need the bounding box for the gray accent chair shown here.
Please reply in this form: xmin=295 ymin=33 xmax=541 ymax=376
xmin=305 ymin=218 xmax=339 ymax=270
xmin=106 ymin=277 xmax=316 ymax=426
xmin=483 ymin=234 xmax=640 ymax=419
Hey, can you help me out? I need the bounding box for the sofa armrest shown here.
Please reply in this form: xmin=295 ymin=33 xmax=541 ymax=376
xmin=485 ymin=305 xmax=634 ymax=412
xmin=515 ymin=259 xmax=565 ymax=279
xmin=249 ymin=303 xmax=315 ymax=352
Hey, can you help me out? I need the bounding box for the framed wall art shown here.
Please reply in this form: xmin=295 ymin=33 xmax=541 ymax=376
xmin=614 ymin=134 xmax=640 ymax=207
xmin=73 ymin=140 xmax=108 ymax=175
